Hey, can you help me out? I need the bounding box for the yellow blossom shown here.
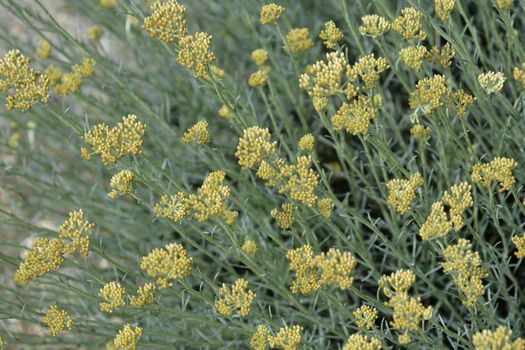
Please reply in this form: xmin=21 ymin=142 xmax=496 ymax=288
xmin=342 ymin=334 xmax=382 ymax=350
xmin=319 ymin=21 xmax=343 ymax=49
xmin=43 ymin=305 xmax=74 ymax=336
xmin=495 ymin=0 xmax=514 ymax=10
xmin=182 ymin=120 xmax=211 ymax=144
xmin=286 ymin=244 xmax=320 ymax=294
xmin=218 ymin=104 xmax=234 ymax=119
xmin=419 ymin=201 xmax=453 ymax=240
xmin=236 ymin=126 xmax=277 ymax=169
xmin=113 ymin=324 xmax=143 ymax=350
xmin=473 ymin=326 xmax=525 ymax=350
xmin=130 ymin=283 xmax=156 ymax=307
xmin=317 ymin=198 xmax=334 ymax=218
xmin=82 ymin=114 xmax=147 ymax=165
xmin=249 ymin=68 xmax=269 ymax=87
xmin=14 ymin=237 xmax=64 ymax=285
xmin=435 ymin=0 xmax=456 ymax=21
xmin=331 ymin=94 xmax=383 ymax=135
xmin=143 ymin=0 xmax=187 ymax=43
xmin=271 ymin=203 xmax=296 ymax=229
xmin=514 ymin=63 xmax=525 ymax=86
xmin=250 ymin=325 xmax=271 ymax=350
xmin=512 ymin=234 xmax=525 ymax=259
xmin=410 ymin=124 xmax=431 ymax=141
xmin=260 ymin=3 xmax=285 ymax=25
xmin=269 ymin=325 xmax=303 ymax=350
xmin=471 ymin=157 xmax=518 ymax=191
xmin=392 ymin=7 xmax=427 ymax=40
xmin=442 ymin=182 xmax=473 ymax=230
xmin=441 ymin=239 xmax=488 ymax=306
xmin=256 ymin=159 xmax=281 ymax=187
xmin=386 ymin=172 xmax=424 ymax=214
xmin=108 ymin=170 xmax=135 ymax=198
xmin=379 ymin=269 xmax=416 ymax=298
xmin=399 ymin=45 xmax=428 ymax=70
xmin=215 ymin=278 xmax=256 ymax=317
xmin=99 ymin=281 xmax=126 ymax=313
xmin=100 ymin=0 xmax=117 ymax=8
xmin=154 ymin=192 xmax=190 ymax=222
xmin=251 ymin=49 xmax=268 ymax=66
xmin=55 ymin=57 xmax=95 ymax=96
xmin=478 ymin=71 xmax=506 ymax=94
xmin=140 ymin=243 xmax=192 ymax=288
xmin=58 ymin=209 xmax=95 ymax=256
xmin=359 ymin=15 xmax=391 ymax=37
xmin=178 ymin=32 xmax=216 ymax=79
xmin=298 ymin=133 xmax=315 ymax=151
xmin=353 ymin=305 xmax=379 ymax=330
xmin=88 ymin=26 xmax=104 ymax=41
xmin=278 ymin=156 xmax=319 ymax=206
xmin=428 ymin=43 xmax=455 ymax=67
xmin=36 ymin=39 xmax=52 ymax=59
xmin=243 ymin=239 xmax=258 ymax=255
xmin=45 ymin=65 xmax=63 ymax=86
xmin=286 ymin=28 xmax=314 ymax=53
xmin=409 ymin=74 xmax=449 ymax=113
xmin=314 ymin=248 xmax=356 ymax=289
xmin=0 ymin=49 xmax=50 ymax=112
xmin=348 ymin=54 xmax=389 ymax=89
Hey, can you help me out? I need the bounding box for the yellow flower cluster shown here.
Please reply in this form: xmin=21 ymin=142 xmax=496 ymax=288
xmin=215 ymin=278 xmax=256 ymax=317
xmin=473 ymin=326 xmax=525 ymax=350
xmin=182 ymin=120 xmax=211 ymax=144
xmin=108 ymin=170 xmax=135 ymax=199
xmin=386 ymin=172 xmax=423 ymax=214
xmin=82 ymin=114 xmax=147 ymax=165
xmin=428 ymin=43 xmax=455 ymax=67
xmin=54 ymin=57 xmax=96 ymax=96
xmin=353 ymin=305 xmax=379 ymax=330
xmin=317 ymin=198 xmax=334 ymax=218
xmin=143 ymin=0 xmax=187 ymax=43
xmin=286 ymin=244 xmax=356 ymax=294
xmin=249 ymin=68 xmax=270 ymax=87
xmin=392 ymin=7 xmax=427 ymax=40
xmin=243 ymin=239 xmax=258 ymax=255
xmin=409 ymin=74 xmax=475 ymax=117
xmin=113 ymin=324 xmax=143 ymax=350
xmin=259 ymin=3 xmax=285 ymax=25
xmin=36 ymin=39 xmax=52 ymax=60
xmin=399 ymin=46 xmax=428 ymax=70
xmin=100 ymin=0 xmax=117 ymax=9
xmin=269 ymin=325 xmax=303 ymax=350
xmin=0 ymin=49 xmax=49 ymax=111
xmin=178 ymin=32 xmax=216 ymax=79
xmin=331 ymin=94 xmax=383 ymax=135
xmin=99 ymin=281 xmax=126 ymax=313
xmin=342 ymin=334 xmax=382 ymax=350
xmin=514 ymin=63 xmax=525 ymax=86
xmin=14 ymin=237 xmax=64 ymax=285
xmin=348 ymin=54 xmax=390 ymax=89
xmin=478 ymin=71 xmax=506 ymax=94
xmin=420 ymin=202 xmax=452 ymax=240
xmin=236 ymin=127 xmax=277 ymax=169
xmin=88 ymin=25 xmax=104 ymax=41
xmin=250 ymin=325 xmax=271 ymax=350
xmin=286 ymin=28 xmax=314 ymax=53
xmin=218 ymin=104 xmax=234 ymax=119
xmin=154 ymin=192 xmax=190 ymax=222
xmin=271 ymin=203 xmax=296 ymax=229
xmin=496 ymin=0 xmax=514 ymax=10
xmin=359 ymin=15 xmax=390 ymax=37
xmin=471 ymin=157 xmax=518 ymax=192
xmin=379 ymin=270 xmax=433 ymax=344
xmin=512 ymin=234 xmax=525 ymax=259
xmin=251 ymin=49 xmax=268 ymax=66
xmin=297 ymin=133 xmax=315 ymax=152
xmin=43 ymin=305 xmax=74 ymax=336
xmin=130 ymin=283 xmax=156 ymax=307
xmin=410 ymin=124 xmax=431 ymax=141
xmin=435 ymin=0 xmax=455 ymax=21
xmin=140 ymin=243 xmax=192 ymax=288
xmin=45 ymin=65 xmax=63 ymax=86
xmin=58 ymin=209 xmax=95 ymax=256
xmin=319 ymin=21 xmax=343 ymax=49
xmin=278 ymin=156 xmax=319 ymax=206
xmin=441 ymin=239 xmax=488 ymax=306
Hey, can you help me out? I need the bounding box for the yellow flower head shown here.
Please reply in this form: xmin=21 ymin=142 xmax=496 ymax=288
xmin=473 ymin=326 xmax=525 ymax=350
xmin=108 ymin=170 xmax=135 ymax=199
xmin=342 ymin=334 xmax=382 ymax=350
xmin=14 ymin=237 xmax=64 ymax=285
xmin=410 ymin=124 xmax=431 ymax=141
xmin=359 ymin=15 xmax=391 ymax=37
xmin=243 ymin=239 xmax=258 ymax=255
xmin=143 ymin=0 xmax=187 ymax=43
xmin=435 ymin=0 xmax=456 ymax=21
xmin=215 ymin=278 xmax=256 ymax=317
xmin=286 ymin=28 xmax=314 ymax=53
xmin=114 ymin=324 xmax=143 ymax=350
xmin=182 ymin=120 xmax=211 ymax=144
xmin=471 ymin=157 xmax=518 ymax=192
xmin=298 ymin=133 xmax=315 ymax=152
xmin=286 ymin=244 xmax=320 ymax=294
xmin=99 ymin=281 xmax=126 ymax=313
xmin=251 ymin=49 xmax=269 ymax=66
xmin=442 ymin=182 xmax=473 ymax=231
xmin=317 ymin=198 xmax=334 ymax=218
xmin=140 ymin=243 xmax=192 ymax=288
xmin=236 ymin=126 xmax=277 ymax=169
xmin=0 ymin=49 xmax=50 ymax=111
xmin=271 ymin=203 xmax=296 ymax=229
xmin=249 ymin=68 xmax=270 ymax=87
xmin=353 ymin=305 xmax=379 ymax=330
xmin=386 ymin=172 xmax=424 ymax=214
xmin=441 ymin=239 xmax=488 ymax=306
xmin=478 ymin=71 xmax=506 ymax=94
xmin=58 ymin=209 xmax=95 ymax=256
xmin=319 ymin=21 xmax=343 ymax=49
xmin=45 ymin=65 xmax=63 ymax=86
xmin=348 ymin=54 xmax=389 ymax=89
xmin=82 ymin=114 xmax=147 ymax=165
xmin=399 ymin=45 xmax=428 ymax=70
xmin=55 ymin=57 xmax=96 ymax=96
xmin=419 ymin=201 xmax=453 ymax=240
xmin=44 ymin=305 xmax=74 ymax=336
xmin=428 ymin=43 xmax=455 ymax=67
xmin=218 ymin=104 xmax=234 ymax=119
xmin=154 ymin=192 xmax=190 ymax=222
xmin=314 ymin=248 xmax=356 ymax=289
xmin=331 ymin=94 xmax=383 ymax=135
xmin=409 ymin=74 xmax=448 ymax=113
xmin=269 ymin=325 xmax=303 ymax=350
xmin=100 ymin=0 xmax=117 ymax=9
xmin=512 ymin=234 xmax=525 ymax=259
xmin=178 ymin=32 xmax=216 ymax=79
xmin=250 ymin=325 xmax=271 ymax=350
xmin=130 ymin=283 xmax=156 ymax=307
xmin=260 ymin=3 xmax=285 ymax=25
xmin=495 ymin=0 xmax=514 ymax=10
xmin=392 ymin=7 xmax=427 ymax=40
xmin=279 ymin=155 xmax=320 ymax=206
xmin=379 ymin=269 xmax=416 ymax=298
xmin=514 ymin=63 xmax=525 ymax=86
xmin=88 ymin=26 xmax=105 ymax=41
xmin=36 ymin=39 xmax=52 ymax=60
